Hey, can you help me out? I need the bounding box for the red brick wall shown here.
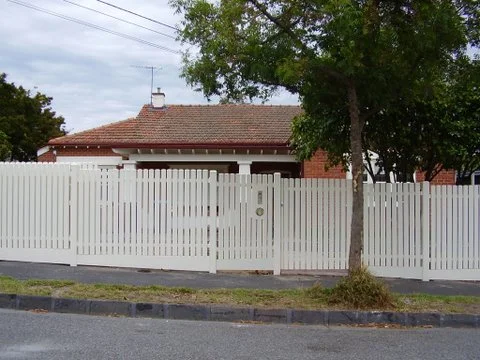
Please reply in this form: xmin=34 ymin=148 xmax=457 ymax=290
xmin=38 ymin=147 xmax=121 ymax=162
xmin=302 ymin=150 xmax=346 ymax=179
xmin=415 ymin=169 xmax=456 ymax=185
xmin=38 ymin=151 xmax=55 ymax=162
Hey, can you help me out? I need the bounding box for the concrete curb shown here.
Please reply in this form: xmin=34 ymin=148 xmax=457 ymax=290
xmin=0 ymin=293 xmax=478 ymax=328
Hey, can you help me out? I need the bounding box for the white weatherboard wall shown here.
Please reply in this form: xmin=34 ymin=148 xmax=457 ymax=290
xmin=0 ymin=163 xmax=479 ymax=280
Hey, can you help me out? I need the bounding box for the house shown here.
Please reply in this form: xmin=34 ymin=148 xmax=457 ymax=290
xmin=38 ymin=90 xmax=456 ymax=184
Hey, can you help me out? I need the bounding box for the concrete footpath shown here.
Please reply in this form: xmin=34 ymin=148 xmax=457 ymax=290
xmin=0 ymin=261 xmax=479 ymax=328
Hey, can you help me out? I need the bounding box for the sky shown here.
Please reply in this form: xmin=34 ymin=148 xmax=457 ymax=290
xmin=0 ymin=0 xmax=299 ymax=133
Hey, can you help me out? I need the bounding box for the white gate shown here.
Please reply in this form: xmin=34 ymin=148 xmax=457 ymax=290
xmin=280 ymin=178 xmax=352 ymax=270
xmin=216 ymin=174 xmax=277 ymax=271
xmin=74 ymin=169 xmax=212 ymax=271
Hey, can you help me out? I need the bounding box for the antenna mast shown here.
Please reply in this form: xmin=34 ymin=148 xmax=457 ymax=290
xmin=131 ymin=65 xmax=161 ymax=105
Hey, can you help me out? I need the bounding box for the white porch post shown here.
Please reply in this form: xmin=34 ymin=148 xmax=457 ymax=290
xmin=237 ymin=161 xmax=252 ymax=174
xmin=122 ymin=160 xmax=137 ymax=170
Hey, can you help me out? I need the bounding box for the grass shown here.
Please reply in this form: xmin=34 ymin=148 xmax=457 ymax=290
xmin=0 ymin=275 xmax=479 ymax=314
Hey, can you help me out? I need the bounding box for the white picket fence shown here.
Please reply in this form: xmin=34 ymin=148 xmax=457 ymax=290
xmin=0 ymin=163 xmax=479 ymax=280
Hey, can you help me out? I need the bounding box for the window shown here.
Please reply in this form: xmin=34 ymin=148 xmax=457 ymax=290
xmin=474 ymin=172 xmax=480 ymax=185
xmin=456 ymin=171 xmax=480 ymax=185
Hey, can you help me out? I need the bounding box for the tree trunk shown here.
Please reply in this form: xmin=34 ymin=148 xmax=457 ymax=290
xmin=347 ymin=82 xmax=364 ymax=272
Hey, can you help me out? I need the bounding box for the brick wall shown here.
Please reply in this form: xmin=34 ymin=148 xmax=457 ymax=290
xmin=38 ymin=147 xmax=121 ymax=162
xmin=37 ymin=151 xmax=55 ymax=162
xmin=416 ymin=169 xmax=456 ymax=185
xmin=302 ymin=150 xmax=346 ymax=179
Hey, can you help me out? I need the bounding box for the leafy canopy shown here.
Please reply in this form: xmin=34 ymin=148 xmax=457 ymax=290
xmin=299 ymin=55 xmax=480 ymax=183
xmin=0 ymin=73 xmax=66 ymax=161
xmin=173 ymin=0 xmax=473 ymax=103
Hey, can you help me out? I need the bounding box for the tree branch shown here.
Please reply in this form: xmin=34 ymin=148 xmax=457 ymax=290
xmin=248 ymin=0 xmax=307 ymax=51
xmin=249 ymin=0 xmax=347 ymax=85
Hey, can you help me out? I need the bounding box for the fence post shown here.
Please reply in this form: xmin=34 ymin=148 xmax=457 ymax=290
xmin=209 ymin=171 xmax=218 ymax=274
xmin=273 ymin=173 xmax=282 ymax=275
xmin=422 ymin=181 xmax=430 ymax=281
xmin=69 ymin=165 xmax=79 ymax=267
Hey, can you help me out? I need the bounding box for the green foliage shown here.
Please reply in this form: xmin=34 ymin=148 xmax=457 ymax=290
xmin=0 ymin=130 xmax=12 ymax=161
xmin=328 ymin=267 xmax=394 ymax=310
xmin=0 ymin=73 xmax=66 ymax=161
xmin=173 ymin=0 xmax=475 ymax=105
xmin=360 ymin=56 xmax=480 ymax=183
xmin=445 ymin=57 xmax=480 ymax=182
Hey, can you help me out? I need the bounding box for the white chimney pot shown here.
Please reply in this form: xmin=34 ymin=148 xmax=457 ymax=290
xmin=152 ymin=89 xmax=165 ymax=108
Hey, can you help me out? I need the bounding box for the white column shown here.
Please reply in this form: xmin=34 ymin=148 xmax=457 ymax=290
xmin=122 ymin=160 xmax=137 ymax=170
xmin=237 ymin=161 xmax=252 ymax=174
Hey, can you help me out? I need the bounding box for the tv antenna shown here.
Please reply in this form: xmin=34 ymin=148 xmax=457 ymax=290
xmin=131 ymin=65 xmax=161 ymax=105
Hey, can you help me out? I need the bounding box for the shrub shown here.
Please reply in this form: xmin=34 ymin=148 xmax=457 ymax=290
xmin=328 ymin=267 xmax=395 ymax=310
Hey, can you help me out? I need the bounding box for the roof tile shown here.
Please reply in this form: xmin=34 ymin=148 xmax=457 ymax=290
xmin=49 ymin=104 xmax=302 ymax=147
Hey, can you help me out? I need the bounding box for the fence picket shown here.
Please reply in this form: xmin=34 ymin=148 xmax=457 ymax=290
xmin=338 ymin=180 xmax=346 ymax=269
xmin=472 ymin=186 xmax=480 ymax=269
xmin=467 ymin=186 xmax=473 ymax=268
xmin=311 ymin=179 xmax=318 ymax=269
xmin=229 ymin=174 xmax=236 ymax=261
xmin=407 ymin=183 xmax=414 ymax=268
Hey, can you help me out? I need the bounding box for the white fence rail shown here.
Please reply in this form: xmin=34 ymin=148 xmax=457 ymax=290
xmin=0 ymin=163 xmax=479 ymax=280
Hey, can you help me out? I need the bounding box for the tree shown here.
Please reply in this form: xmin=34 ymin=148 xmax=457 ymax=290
xmin=444 ymin=57 xmax=480 ymax=184
xmin=0 ymin=130 xmax=12 ymax=161
xmin=294 ymin=56 xmax=480 ymax=185
xmin=0 ymin=73 xmax=66 ymax=161
xmin=172 ymin=0 xmax=478 ymax=271
xmin=365 ymin=56 xmax=480 ymax=184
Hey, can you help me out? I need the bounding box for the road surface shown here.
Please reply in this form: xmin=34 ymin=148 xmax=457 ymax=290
xmin=0 ymin=309 xmax=478 ymax=360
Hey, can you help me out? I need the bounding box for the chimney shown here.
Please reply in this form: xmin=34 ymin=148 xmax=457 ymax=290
xmin=152 ymin=87 xmax=165 ymax=108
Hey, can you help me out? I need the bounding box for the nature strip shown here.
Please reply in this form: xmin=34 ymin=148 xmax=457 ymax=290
xmin=0 ymin=293 xmax=478 ymax=328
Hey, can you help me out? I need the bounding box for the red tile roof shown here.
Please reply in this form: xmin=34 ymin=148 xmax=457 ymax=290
xmin=49 ymin=104 xmax=302 ymax=148
xmin=49 ymin=117 xmax=138 ymax=146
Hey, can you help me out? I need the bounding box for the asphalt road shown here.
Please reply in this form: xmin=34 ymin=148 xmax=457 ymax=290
xmin=0 ymin=309 xmax=479 ymax=360
xmin=1 ymin=261 xmax=479 ymax=295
